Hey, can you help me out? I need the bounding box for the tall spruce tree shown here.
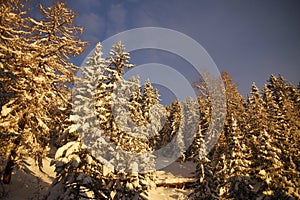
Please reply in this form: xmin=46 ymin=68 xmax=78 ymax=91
xmin=190 ymin=75 xmax=218 ymax=200
xmin=265 ymin=75 xmax=300 ymax=198
xmin=246 ymin=83 xmax=286 ymax=198
xmin=0 ymin=0 xmax=85 ymax=183
xmin=48 ymin=42 xmax=160 ymax=199
xmin=190 ymin=124 xmax=218 ymax=200
xmin=213 ymin=72 xmax=253 ymax=199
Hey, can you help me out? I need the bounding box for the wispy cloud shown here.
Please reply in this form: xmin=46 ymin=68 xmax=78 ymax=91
xmin=66 ymin=0 xmax=300 ymax=95
xmin=105 ymin=3 xmax=128 ymax=36
xmin=77 ymin=12 xmax=105 ymax=43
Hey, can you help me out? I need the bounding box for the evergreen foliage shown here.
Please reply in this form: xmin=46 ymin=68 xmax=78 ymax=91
xmin=0 ymin=0 xmax=85 ymax=181
xmin=191 ymin=74 xmax=299 ymax=199
xmin=47 ymin=42 xmax=158 ymax=199
xmin=0 ymin=2 xmax=299 ymax=199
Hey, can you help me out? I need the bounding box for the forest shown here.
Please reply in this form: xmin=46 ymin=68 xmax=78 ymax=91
xmin=0 ymin=1 xmax=299 ymax=200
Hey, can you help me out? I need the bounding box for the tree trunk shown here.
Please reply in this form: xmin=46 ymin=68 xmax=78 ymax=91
xmin=2 ymin=156 xmax=14 ymax=184
xmin=2 ymin=136 xmax=20 ymax=184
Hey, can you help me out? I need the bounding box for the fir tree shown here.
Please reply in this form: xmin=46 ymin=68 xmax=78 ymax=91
xmin=142 ymin=80 xmax=159 ymax=123
xmin=190 ymin=74 xmax=222 ymax=200
xmin=128 ymin=76 xmax=145 ymax=126
xmin=265 ymin=75 xmax=300 ymax=198
xmin=48 ymin=42 xmax=158 ymax=199
xmin=224 ymin=115 xmax=254 ymax=199
xmin=0 ymin=0 xmax=85 ymax=183
xmin=156 ymin=100 xmax=181 ymax=150
xmin=213 ymin=72 xmax=253 ymax=199
xmin=246 ymin=83 xmax=285 ymax=198
xmin=190 ymin=125 xmax=218 ymax=200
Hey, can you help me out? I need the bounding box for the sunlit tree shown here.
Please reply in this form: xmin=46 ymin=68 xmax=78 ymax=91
xmin=48 ymin=42 xmax=159 ymax=199
xmin=213 ymin=72 xmax=253 ymax=199
xmin=0 ymin=0 xmax=85 ymax=183
xmin=264 ymin=75 xmax=300 ymax=198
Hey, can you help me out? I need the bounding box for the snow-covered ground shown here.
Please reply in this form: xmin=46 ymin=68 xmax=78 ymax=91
xmin=1 ymin=157 xmax=55 ymax=200
xmin=148 ymin=161 xmax=195 ymax=200
xmin=1 ymin=158 xmax=195 ymax=200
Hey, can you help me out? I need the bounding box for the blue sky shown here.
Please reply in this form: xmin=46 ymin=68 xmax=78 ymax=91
xmin=40 ymin=0 xmax=300 ymax=98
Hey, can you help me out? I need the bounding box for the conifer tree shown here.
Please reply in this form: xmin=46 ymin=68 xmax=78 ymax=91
xmin=128 ymin=76 xmax=144 ymax=126
xmin=212 ymin=72 xmax=253 ymax=199
xmin=190 ymin=125 xmax=218 ymax=200
xmin=192 ymin=73 xmax=299 ymax=199
xmin=142 ymin=80 xmax=159 ymax=123
xmin=265 ymin=75 xmax=300 ymax=198
xmin=190 ymin=75 xmax=219 ymax=200
xmin=48 ymin=42 xmax=159 ymax=199
xmin=0 ymin=0 xmax=85 ymax=183
xmin=185 ymin=75 xmax=212 ymax=161
xmin=156 ymin=100 xmax=181 ymax=150
xmin=158 ymin=97 xmax=199 ymax=164
xmin=224 ymin=115 xmax=254 ymax=199
xmin=246 ymin=83 xmax=285 ymax=198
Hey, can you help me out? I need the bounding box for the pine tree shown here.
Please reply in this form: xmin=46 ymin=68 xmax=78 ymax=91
xmin=0 ymin=0 xmax=85 ymax=183
xmin=157 ymin=97 xmax=199 ymax=165
xmin=190 ymin=125 xmax=218 ymax=200
xmin=128 ymin=76 xmax=145 ymax=126
xmin=246 ymin=83 xmax=285 ymax=198
xmin=128 ymin=78 xmax=161 ymax=129
xmin=224 ymin=115 xmax=254 ymax=199
xmin=142 ymin=80 xmax=159 ymax=123
xmin=48 ymin=42 xmax=159 ymax=199
xmin=212 ymin=72 xmax=253 ymax=199
xmin=186 ymin=75 xmax=212 ymax=161
xmin=265 ymin=75 xmax=300 ymax=198
xmin=190 ymin=74 xmax=223 ymax=200
xmin=156 ymin=100 xmax=181 ymax=150
xmin=191 ymin=73 xmax=299 ymax=199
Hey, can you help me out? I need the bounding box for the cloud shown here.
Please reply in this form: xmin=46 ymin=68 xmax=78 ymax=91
xmin=68 ymin=0 xmax=300 ymax=95
xmin=105 ymin=3 xmax=128 ymax=37
xmin=76 ymin=12 xmax=105 ymax=43
xmin=68 ymin=0 xmax=102 ymax=13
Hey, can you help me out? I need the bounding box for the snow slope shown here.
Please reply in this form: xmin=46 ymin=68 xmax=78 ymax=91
xmin=1 ymin=158 xmax=195 ymax=200
xmin=1 ymin=157 xmax=55 ymax=200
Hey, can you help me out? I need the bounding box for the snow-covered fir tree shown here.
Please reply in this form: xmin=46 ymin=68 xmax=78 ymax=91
xmin=155 ymin=97 xmax=200 ymax=166
xmin=189 ymin=74 xmax=221 ymax=200
xmin=47 ymin=42 xmax=160 ymax=199
xmin=246 ymin=83 xmax=286 ymax=198
xmin=190 ymin=124 xmax=218 ymax=200
xmin=0 ymin=2 xmax=299 ymax=197
xmin=0 ymin=0 xmax=85 ymax=183
xmin=142 ymin=80 xmax=159 ymax=123
xmin=156 ymin=100 xmax=181 ymax=150
xmin=211 ymin=72 xmax=253 ymax=199
xmin=128 ymin=76 xmax=145 ymax=126
xmin=264 ymin=75 xmax=300 ymax=198
xmin=223 ymin=114 xmax=254 ymax=199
